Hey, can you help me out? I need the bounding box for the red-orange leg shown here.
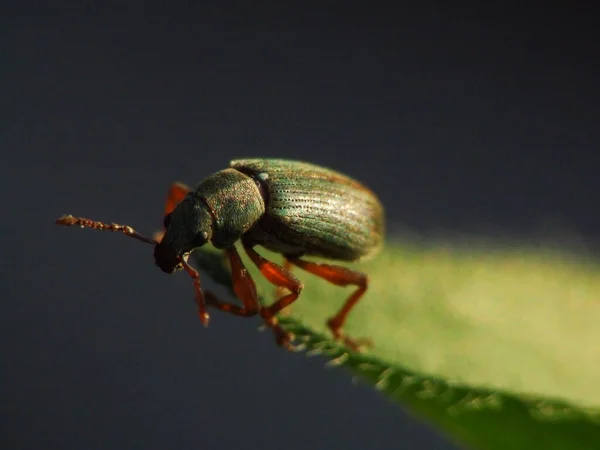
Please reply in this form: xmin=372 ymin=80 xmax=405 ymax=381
xmin=164 ymin=182 xmax=190 ymax=216
xmin=275 ymin=259 xmax=294 ymax=316
xmin=154 ymin=182 xmax=190 ymax=242
xmin=243 ymin=245 xmax=303 ymax=350
xmin=204 ymin=247 xmax=260 ymax=317
xmin=287 ymin=257 xmax=372 ymax=351
xmin=180 ymin=257 xmax=210 ymax=326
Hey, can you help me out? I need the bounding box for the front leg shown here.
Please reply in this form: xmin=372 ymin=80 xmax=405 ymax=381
xmin=154 ymin=182 xmax=190 ymax=243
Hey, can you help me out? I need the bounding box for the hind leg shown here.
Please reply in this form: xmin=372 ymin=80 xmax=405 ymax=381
xmin=287 ymin=257 xmax=372 ymax=351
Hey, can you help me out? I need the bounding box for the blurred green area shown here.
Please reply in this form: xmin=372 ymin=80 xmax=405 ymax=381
xmin=194 ymin=239 xmax=600 ymax=450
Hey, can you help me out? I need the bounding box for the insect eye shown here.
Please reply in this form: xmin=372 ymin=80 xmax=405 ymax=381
xmin=190 ymin=231 xmax=209 ymax=249
xmin=163 ymin=212 xmax=173 ymax=229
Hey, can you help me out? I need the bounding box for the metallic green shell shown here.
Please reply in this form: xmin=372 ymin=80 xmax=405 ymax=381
xmin=231 ymin=159 xmax=384 ymax=261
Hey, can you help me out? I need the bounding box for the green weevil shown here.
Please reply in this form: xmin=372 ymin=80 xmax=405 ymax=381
xmin=56 ymin=159 xmax=385 ymax=351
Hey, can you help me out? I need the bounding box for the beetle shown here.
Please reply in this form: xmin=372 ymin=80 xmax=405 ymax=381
xmin=56 ymin=159 xmax=385 ymax=351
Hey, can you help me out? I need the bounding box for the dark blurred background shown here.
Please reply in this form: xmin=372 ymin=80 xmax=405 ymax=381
xmin=2 ymin=4 xmax=598 ymax=450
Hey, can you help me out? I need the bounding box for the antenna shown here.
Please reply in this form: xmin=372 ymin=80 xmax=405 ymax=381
xmin=55 ymin=214 xmax=209 ymax=326
xmin=56 ymin=215 xmax=158 ymax=245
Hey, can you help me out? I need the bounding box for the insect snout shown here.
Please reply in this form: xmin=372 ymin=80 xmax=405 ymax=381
xmin=153 ymin=243 xmax=183 ymax=274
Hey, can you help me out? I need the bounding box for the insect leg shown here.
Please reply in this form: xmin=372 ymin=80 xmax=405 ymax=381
xmin=274 ymin=259 xmax=294 ymax=316
xmin=243 ymin=244 xmax=303 ymax=350
xmin=153 ymin=182 xmax=190 ymax=242
xmin=164 ymin=182 xmax=190 ymax=216
xmin=204 ymin=246 xmax=260 ymax=317
xmin=287 ymin=257 xmax=372 ymax=351
xmin=179 ymin=257 xmax=210 ymax=326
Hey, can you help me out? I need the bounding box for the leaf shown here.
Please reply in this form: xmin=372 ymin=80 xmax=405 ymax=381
xmin=193 ymin=241 xmax=600 ymax=450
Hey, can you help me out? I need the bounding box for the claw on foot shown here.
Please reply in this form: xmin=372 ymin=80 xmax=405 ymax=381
xmin=327 ymin=318 xmax=373 ymax=352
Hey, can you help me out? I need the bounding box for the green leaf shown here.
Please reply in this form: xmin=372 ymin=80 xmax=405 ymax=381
xmin=193 ymin=241 xmax=600 ymax=450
